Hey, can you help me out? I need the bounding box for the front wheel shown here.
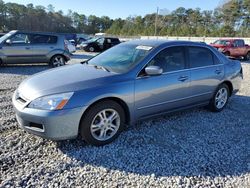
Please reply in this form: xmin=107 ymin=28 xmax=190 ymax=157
xmin=224 ymin=51 xmax=230 ymax=57
xmin=50 ymin=55 xmax=66 ymax=68
xmin=88 ymin=46 xmax=95 ymax=52
xmin=80 ymin=100 xmax=125 ymax=146
xmin=209 ymin=84 xmax=229 ymax=112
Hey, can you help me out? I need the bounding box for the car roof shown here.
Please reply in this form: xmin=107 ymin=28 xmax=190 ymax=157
xmin=125 ymin=39 xmax=207 ymax=48
xmin=217 ymin=39 xmax=243 ymax=41
xmin=10 ymin=30 xmax=66 ymax=36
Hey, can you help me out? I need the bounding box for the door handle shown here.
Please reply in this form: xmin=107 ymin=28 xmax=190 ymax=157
xmin=178 ymin=76 xmax=189 ymax=82
xmin=215 ymin=69 xmax=222 ymax=74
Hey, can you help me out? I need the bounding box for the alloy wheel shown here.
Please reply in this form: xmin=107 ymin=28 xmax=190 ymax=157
xmin=215 ymin=88 xmax=228 ymax=109
xmin=90 ymin=109 xmax=120 ymax=141
xmin=52 ymin=56 xmax=65 ymax=67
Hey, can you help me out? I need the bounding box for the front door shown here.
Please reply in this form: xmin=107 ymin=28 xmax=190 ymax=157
xmin=1 ymin=33 xmax=33 ymax=64
xmin=135 ymin=46 xmax=191 ymax=118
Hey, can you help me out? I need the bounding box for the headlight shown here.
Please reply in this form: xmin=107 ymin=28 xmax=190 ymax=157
xmin=28 ymin=92 xmax=74 ymax=110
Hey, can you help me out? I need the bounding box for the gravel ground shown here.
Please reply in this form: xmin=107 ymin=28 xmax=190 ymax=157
xmin=0 ymin=54 xmax=250 ymax=187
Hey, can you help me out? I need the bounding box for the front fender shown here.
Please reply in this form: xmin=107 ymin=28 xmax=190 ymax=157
xmin=65 ymin=80 xmax=135 ymax=124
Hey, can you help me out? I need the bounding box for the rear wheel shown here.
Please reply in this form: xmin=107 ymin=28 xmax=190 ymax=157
xmin=50 ymin=55 xmax=65 ymax=68
xmin=209 ymin=84 xmax=229 ymax=112
xmin=80 ymin=100 xmax=125 ymax=146
xmin=245 ymin=52 xmax=250 ymax=60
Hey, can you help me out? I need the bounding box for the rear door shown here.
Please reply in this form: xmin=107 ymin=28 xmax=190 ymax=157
xmin=135 ymin=46 xmax=192 ymax=118
xmin=30 ymin=34 xmax=58 ymax=63
xmin=187 ymin=46 xmax=224 ymax=104
xmin=1 ymin=32 xmax=33 ymax=64
xmin=236 ymin=39 xmax=246 ymax=56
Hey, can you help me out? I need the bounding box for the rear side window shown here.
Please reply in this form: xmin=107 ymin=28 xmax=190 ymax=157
xmin=148 ymin=46 xmax=186 ymax=73
xmin=30 ymin=34 xmax=57 ymax=44
xmin=111 ymin=38 xmax=120 ymax=43
xmin=188 ymin=47 xmax=214 ymax=68
xmin=237 ymin=40 xmax=244 ymax=47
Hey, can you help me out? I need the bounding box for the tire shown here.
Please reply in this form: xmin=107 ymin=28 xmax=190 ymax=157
xmin=224 ymin=51 xmax=230 ymax=57
xmin=0 ymin=59 xmax=3 ymax=67
xmin=80 ymin=100 xmax=125 ymax=146
xmin=208 ymin=84 xmax=229 ymax=112
xmin=245 ymin=52 xmax=250 ymax=60
xmin=88 ymin=46 xmax=95 ymax=52
xmin=50 ymin=55 xmax=66 ymax=68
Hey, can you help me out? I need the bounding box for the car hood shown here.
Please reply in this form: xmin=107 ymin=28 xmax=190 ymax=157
xmin=17 ymin=64 xmax=119 ymax=101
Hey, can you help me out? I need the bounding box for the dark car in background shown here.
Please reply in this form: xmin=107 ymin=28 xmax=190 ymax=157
xmin=80 ymin=37 xmax=121 ymax=52
xmin=0 ymin=30 xmax=71 ymax=67
xmin=0 ymin=33 xmax=6 ymax=37
xmin=210 ymin=39 xmax=250 ymax=60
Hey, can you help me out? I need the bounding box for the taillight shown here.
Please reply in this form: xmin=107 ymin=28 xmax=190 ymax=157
xmin=64 ymin=40 xmax=69 ymax=51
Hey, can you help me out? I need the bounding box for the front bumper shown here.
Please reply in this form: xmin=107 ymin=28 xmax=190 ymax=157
xmin=13 ymin=95 xmax=87 ymax=140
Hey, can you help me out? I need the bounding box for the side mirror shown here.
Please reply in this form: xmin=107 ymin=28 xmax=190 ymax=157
xmin=145 ymin=66 xmax=163 ymax=76
xmin=5 ymin=39 xmax=12 ymax=45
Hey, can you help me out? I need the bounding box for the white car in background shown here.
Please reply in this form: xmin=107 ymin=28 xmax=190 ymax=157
xmin=65 ymin=40 xmax=76 ymax=54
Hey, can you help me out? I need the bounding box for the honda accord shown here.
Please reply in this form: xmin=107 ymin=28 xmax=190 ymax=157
xmin=12 ymin=40 xmax=243 ymax=146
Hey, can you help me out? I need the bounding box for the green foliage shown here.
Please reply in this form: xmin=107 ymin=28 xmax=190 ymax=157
xmin=0 ymin=0 xmax=249 ymax=37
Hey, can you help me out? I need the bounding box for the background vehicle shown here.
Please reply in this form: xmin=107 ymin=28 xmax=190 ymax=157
xmin=0 ymin=30 xmax=70 ymax=67
xmin=13 ymin=40 xmax=243 ymax=146
xmin=210 ymin=39 xmax=250 ymax=60
xmin=66 ymin=40 xmax=76 ymax=54
xmin=0 ymin=33 xmax=6 ymax=38
xmin=80 ymin=37 xmax=121 ymax=52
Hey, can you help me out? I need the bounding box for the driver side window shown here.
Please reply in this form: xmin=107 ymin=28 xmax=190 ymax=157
xmin=8 ymin=33 xmax=31 ymax=45
xmin=147 ymin=46 xmax=186 ymax=73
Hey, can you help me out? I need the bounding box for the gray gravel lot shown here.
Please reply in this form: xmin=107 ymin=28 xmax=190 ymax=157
xmin=0 ymin=53 xmax=250 ymax=187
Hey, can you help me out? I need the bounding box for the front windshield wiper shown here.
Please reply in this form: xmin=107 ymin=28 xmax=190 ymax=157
xmin=81 ymin=59 xmax=110 ymax=72
xmin=80 ymin=60 xmax=88 ymax=64
xmin=94 ymin=65 xmax=110 ymax=72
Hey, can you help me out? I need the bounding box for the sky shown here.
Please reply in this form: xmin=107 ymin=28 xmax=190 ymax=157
xmin=5 ymin=0 xmax=223 ymax=19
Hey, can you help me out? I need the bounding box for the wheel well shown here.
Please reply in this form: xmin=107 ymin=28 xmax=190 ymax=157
xmin=81 ymin=97 xmax=130 ymax=125
xmin=222 ymin=81 xmax=233 ymax=96
xmin=50 ymin=54 xmax=67 ymax=62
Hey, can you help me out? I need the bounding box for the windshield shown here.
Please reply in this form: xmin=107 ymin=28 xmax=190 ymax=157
xmin=0 ymin=30 xmax=17 ymax=44
xmin=0 ymin=33 xmax=11 ymax=44
xmin=213 ymin=40 xmax=230 ymax=46
xmin=87 ymin=43 xmax=153 ymax=73
xmin=87 ymin=37 xmax=99 ymax=43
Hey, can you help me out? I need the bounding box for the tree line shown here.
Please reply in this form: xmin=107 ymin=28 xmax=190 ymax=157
xmin=0 ymin=0 xmax=249 ymax=37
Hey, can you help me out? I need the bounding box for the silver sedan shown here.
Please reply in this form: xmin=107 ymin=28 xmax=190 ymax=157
xmin=12 ymin=40 xmax=243 ymax=146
